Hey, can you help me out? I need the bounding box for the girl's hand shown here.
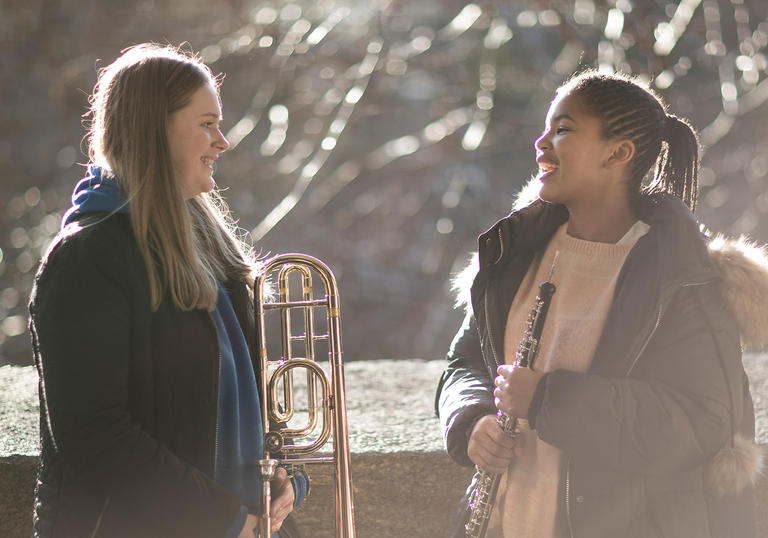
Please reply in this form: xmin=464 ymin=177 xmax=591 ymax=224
xmin=467 ymin=414 xmax=519 ymax=473
xmin=494 ymin=365 xmax=545 ymax=419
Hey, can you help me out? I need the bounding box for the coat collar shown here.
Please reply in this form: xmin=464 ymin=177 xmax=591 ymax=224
xmin=456 ymin=189 xmax=768 ymax=353
xmin=480 ymin=192 xmax=715 ymax=286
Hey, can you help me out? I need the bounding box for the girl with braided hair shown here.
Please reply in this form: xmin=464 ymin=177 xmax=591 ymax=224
xmin=436 ymin=70 xmax=766 ymax=537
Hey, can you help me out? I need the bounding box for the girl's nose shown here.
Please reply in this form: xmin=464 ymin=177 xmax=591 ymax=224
xmin=534 ymin=131 xmax=550 ymax=152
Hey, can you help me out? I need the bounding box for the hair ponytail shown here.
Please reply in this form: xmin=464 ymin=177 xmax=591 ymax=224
xmin=648 ymin=114 xmax=699 ymax=211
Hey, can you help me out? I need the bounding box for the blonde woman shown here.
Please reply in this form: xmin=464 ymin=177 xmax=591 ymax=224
xmin=29 ymin=44 xmax=307 ymax=537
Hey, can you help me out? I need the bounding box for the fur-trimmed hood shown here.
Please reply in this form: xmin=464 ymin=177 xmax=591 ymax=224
xmin=708 ymin=234 xmax=768 ymax=352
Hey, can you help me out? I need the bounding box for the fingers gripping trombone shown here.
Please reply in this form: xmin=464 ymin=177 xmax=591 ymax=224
xmin=254 ymin=253 xmax=356 ymax=537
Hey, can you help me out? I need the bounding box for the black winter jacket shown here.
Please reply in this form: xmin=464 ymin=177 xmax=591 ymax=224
xmin=436 ymin=195 xmax=763 ymax=538
xmin=28 ymin=212 xmax=292 ymax=537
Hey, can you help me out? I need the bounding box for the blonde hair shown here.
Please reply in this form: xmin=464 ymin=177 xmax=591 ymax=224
xmin=87 ymin=43 xmax=254 ymax=311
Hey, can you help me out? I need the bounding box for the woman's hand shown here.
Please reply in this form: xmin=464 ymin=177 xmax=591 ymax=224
xmin=268 ymin=466 xmax=295 ymax=532
xmin=239 ymin=467 xmax=295 ymax=537
xmin=467 ymin=414 xmax=518 ymax=473
xmin=494 ymin=365 xmax=544 ymax=419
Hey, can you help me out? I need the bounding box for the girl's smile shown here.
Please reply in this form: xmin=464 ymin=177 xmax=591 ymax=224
xmin=536 ymin=159 xmax=559 ymax=179
xmin=533 ymin=92 xmax=628 ymax=214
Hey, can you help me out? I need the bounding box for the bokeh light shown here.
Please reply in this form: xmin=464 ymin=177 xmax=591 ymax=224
xmin=3 ymin=0 xmax=768 ymax=365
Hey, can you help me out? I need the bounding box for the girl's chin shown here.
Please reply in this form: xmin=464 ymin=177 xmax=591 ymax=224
xmin=537 ymin=184 xmax=562 ymax=205
xmin=537 ymin=179 xmax=553 ymax=197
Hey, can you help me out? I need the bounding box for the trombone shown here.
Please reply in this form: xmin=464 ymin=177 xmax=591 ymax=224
xmin=254 ymin=253 xmax=356 ymax=537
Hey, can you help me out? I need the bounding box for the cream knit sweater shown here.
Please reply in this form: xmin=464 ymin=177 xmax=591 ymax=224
xmin=487 ymin=220 xmax=649 ymax=537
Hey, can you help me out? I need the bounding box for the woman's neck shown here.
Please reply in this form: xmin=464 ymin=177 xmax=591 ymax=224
xmin=565 ymin=199 xmax=638 ymax=243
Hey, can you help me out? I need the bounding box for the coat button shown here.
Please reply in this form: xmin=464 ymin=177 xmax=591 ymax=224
xmin=575 ymin=495 xmax=584 ymax=503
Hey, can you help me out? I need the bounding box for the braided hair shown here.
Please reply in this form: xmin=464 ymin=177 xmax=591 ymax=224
xmin=558 ymin=71 xmax=699 ymax=211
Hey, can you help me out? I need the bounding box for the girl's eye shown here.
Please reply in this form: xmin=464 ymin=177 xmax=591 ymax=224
xmin=202 ymin=121 xmax=215 ymax=128
xmin=556 ymin=127 xmax=569 ymax=134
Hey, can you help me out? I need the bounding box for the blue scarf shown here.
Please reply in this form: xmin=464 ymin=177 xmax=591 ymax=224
xmin=61 ymin=165 xmax=128 ymax=228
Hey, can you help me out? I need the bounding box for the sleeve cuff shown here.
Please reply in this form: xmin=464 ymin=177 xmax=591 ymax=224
xmin=527 ymin=373 xmax=549 ymax=430
xmin=289 ymin=467 xmax=310 ymax=508
xmin=223 ymin=505 xmax=249 ymax=538
xmin=447 ymin=405 xmax=496 ymax=467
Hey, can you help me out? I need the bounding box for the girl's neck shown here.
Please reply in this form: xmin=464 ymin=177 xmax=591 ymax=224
xmin=565 ymin=199 xmax=638 ymax=243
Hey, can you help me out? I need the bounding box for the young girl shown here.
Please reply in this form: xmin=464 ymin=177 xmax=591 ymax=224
xmin=29 ymin=44 xmax=307 ymax=537
xmin=436 ymin=70 xmax=765 ymax=537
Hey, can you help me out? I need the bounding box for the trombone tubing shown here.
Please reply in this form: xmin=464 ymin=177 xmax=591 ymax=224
xmin=253 ymin=253 xmax=356 ymax=538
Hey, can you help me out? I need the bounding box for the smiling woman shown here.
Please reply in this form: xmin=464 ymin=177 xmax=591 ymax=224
xmin=28 ymin=44 xmax=307 ymax=538
xmin=167 ymin=82 xmax=230 ymax=199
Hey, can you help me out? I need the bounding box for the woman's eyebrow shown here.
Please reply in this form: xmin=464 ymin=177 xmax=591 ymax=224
xmin=552 ymin=113 xmax=576 ymax=122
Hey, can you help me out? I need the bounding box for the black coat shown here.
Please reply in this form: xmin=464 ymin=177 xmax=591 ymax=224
xmin=29 ymin=212 xmax=281 ymax=537
xmin=436 ymin=196 xmax=761 ymax=538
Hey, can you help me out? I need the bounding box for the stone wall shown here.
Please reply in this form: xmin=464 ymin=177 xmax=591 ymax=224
xmin=2 ymin=359 xmax=767 ymax=537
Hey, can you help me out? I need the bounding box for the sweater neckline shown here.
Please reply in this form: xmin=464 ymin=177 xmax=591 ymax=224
xmin=554 ymin=222 xmax=642 ymax=259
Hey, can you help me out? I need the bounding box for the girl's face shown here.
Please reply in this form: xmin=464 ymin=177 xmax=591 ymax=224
xmin=167 ymin=83 xmax=229 ymax=199
xmin=534 ymin=92 xmax=622 ymax=210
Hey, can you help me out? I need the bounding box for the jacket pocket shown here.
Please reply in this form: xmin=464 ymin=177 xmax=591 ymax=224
xmin=568 ymin=467 xmax=648 ymax=538
xmin=644 ymin=470 xmax=711 ymax=538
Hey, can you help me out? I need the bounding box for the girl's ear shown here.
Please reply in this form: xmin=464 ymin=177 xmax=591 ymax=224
xmin=605 ymin=139 xmax=635 ymax=168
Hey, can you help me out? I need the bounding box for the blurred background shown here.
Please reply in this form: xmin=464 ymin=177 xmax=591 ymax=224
xmin=2 ymin=0 xmax=768 ymax=366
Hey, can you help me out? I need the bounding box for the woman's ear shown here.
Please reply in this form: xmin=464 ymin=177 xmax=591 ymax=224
xmin=605 ymin=139 xmax=635 ymax=168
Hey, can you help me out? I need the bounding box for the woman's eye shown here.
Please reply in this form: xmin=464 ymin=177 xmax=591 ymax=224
xmin=556 ymin=127 xmax=569 ymax=134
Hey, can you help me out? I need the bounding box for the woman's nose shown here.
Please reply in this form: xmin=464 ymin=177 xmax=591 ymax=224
xmin=215 ymin=129 xmax=230 ymax=152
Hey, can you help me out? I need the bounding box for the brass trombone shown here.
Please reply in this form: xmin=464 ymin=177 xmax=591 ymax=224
xmin=254 ymin=253 xmax=356 ymax=537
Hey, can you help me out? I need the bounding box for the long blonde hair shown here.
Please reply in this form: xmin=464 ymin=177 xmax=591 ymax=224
xmin=87 ymin=43 xmax=254 ymax=311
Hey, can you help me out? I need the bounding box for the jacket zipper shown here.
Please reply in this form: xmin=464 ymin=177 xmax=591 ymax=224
xmin=484 ymin=288 xmax=500 ymax=371
xmin=90 ymin=497 xmax=109 ymax=538
xmin=565 ymin=463 xmax=574 ymax=538
xmin=208 ymin=312 xmax=223 ymax=473
xmin=215 ymin=348 xmax=222 ymax=472
xmin=562 ymin=278 xmax=715 ymax=537
xmin=493 ymin=227 xmax=504 ymax=265
xmin=483 ymin=228 xmax=505 ymax=370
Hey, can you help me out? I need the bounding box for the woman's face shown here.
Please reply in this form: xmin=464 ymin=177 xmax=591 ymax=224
xmin=533 ymin=92 xmax=620 ymax=210
xmin=167 ymin=82 xmax=229 ymax=199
